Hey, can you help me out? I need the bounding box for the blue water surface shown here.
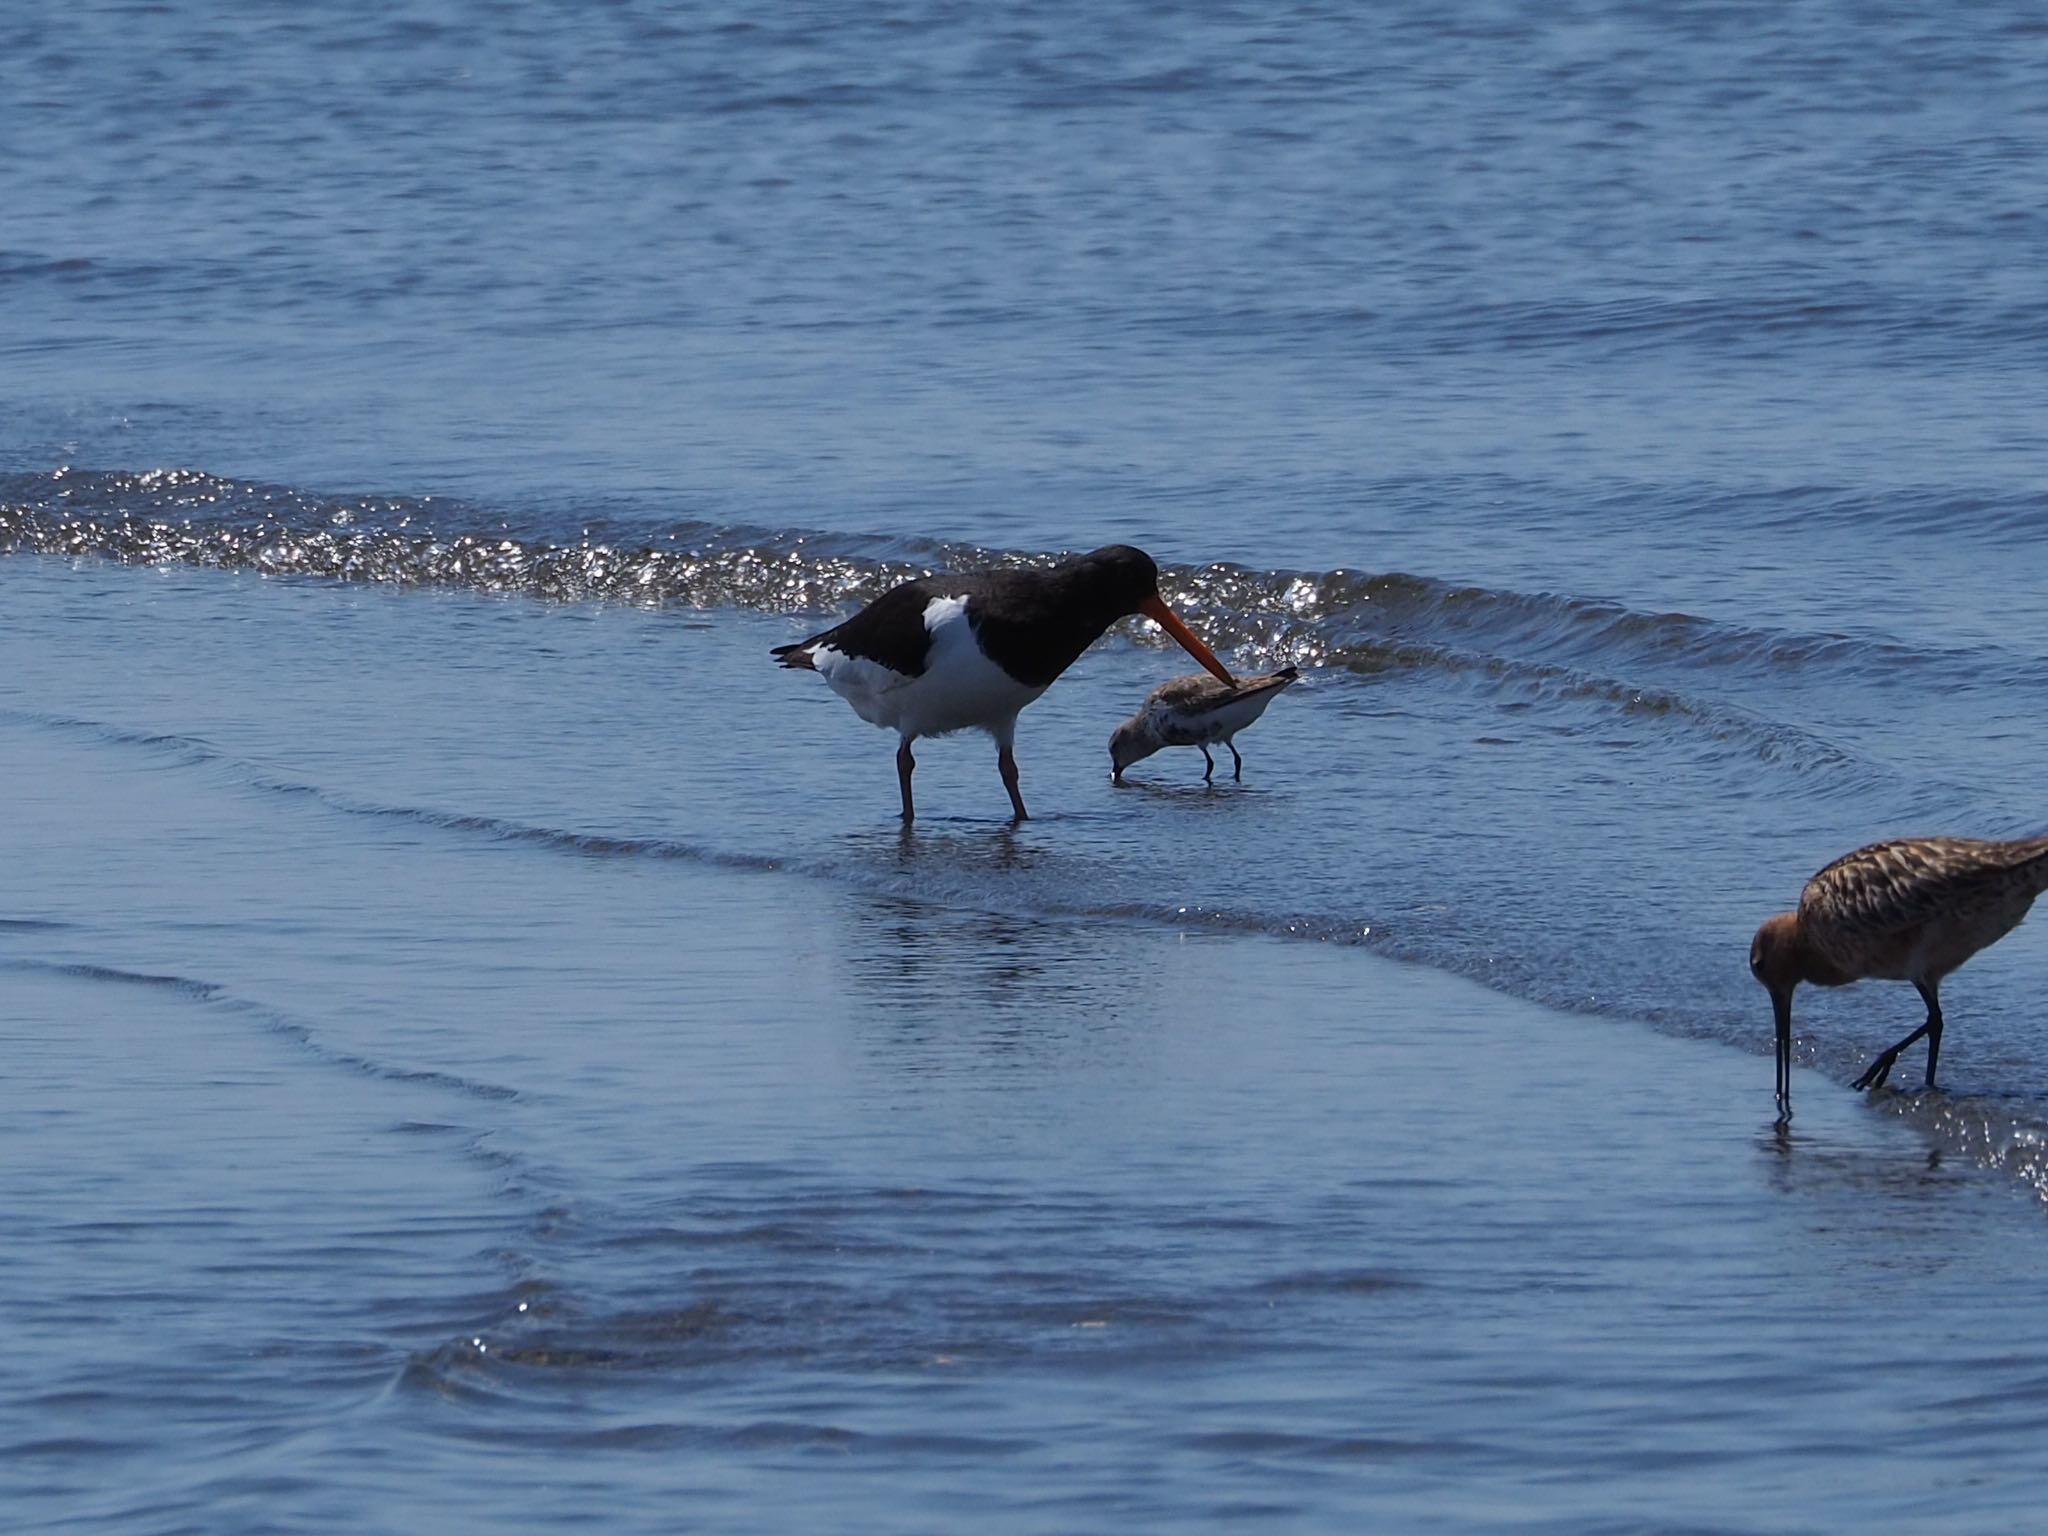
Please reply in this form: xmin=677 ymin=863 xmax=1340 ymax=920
xmin=7 ymin=1 xmax=2048 ymax=1529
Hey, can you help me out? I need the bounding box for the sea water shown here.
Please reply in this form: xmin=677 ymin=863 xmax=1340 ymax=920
xmin=6 ymin=2 xmax=2048 ymax=1529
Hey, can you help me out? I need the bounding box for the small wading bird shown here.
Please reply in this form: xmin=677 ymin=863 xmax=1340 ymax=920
xmin=1109 ymin=666 xmax=1300 ymax=785
xmin=773 ymin=545 xmax=1235 ymax=822
xmin=1750 ymin=834 xmax=2048 ymax=1113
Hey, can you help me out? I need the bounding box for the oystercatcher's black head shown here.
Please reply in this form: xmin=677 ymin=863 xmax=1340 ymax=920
xmin=1034 ymin=546 xmax=1166 ymax=633
xmin=1067 ymin=545 xmax=1162 ymax=606
xmin=1059 ymin=546 xmax=1237 ymax=688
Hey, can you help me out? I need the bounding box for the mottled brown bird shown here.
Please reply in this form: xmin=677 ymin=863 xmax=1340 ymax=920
xmin=1750 ymin=834 xmax=2048 ymax=1111
xmin=1108 ymin=666 xmax=1299 ymax=785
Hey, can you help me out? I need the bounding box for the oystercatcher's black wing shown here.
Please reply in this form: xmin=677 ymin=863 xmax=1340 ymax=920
xmin=771 ymin=577 xmax=978 ymax=676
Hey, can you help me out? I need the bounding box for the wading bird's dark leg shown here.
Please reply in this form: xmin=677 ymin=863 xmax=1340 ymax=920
xmin=998 ymin=744 xmax=1029 ymax=822
xmin=1853 ymin=983 xmax=1943 ymax=1092
xmin=1228 ymin=740 xmax=1244 ymax=781
xmin=897 ymin=738 xmax=916 ymax=823
xmin=1916 ymin=979 xmax=1945 ymax=1088
xmin=1200 ymin=746 xmax=1215 ymax=783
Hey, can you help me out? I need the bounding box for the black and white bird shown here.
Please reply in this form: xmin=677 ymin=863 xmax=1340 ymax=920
xmin=772 ymin=545 xmax=1234 ymax=822
xmin=1108 ymin=667 xmax=1299 ymax=784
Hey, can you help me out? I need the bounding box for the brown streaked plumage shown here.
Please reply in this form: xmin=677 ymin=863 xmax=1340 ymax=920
xmin=1750 ymin=834 xmax=2048 ymax=1113
xmin=1109 ymin=666 xmax=1300 ymax=785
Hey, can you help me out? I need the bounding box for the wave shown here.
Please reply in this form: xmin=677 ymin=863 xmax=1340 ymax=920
xmin=9 ymin=465 xmax=2026 ymax=816
xmin=0 ymin=950 xmax=521 ymax=1104
xmin=16 ymin=703 xmax=2048 ymax=1203
xmin=1106 ymin=289 xmax=2048 ymax=368
xmin=6 ymin=467 xmax=2031 ymax=696
xmin=0 ymin=705 xmax=1918 ymax=1024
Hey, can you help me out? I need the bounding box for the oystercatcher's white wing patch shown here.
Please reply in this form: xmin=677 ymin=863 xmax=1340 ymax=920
xmin=809 ymin=595 xmax=1045 ymax=738
xmin=905 ymin=595 xmax=1046 ymax=738
xmin=922 ymin=594 xmax=971 ymax=634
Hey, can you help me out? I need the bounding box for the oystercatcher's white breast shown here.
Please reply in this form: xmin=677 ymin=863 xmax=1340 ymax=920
xmin=810 ymin=595 xmax=1046 ymax=739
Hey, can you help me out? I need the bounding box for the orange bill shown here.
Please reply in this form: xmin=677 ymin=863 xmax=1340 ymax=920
xmin=1139 ymin=594 xmax=1237 ymax=686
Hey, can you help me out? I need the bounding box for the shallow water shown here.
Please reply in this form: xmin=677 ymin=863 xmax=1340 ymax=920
xmin=8 ymin=0 xmax=2048 ymax=1526
xmin=8 ymin=559 xmax=2048 ymax=1530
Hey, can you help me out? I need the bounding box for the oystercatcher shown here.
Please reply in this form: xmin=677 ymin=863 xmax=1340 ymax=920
xmin=1109 ymin=666 xmax=1300 ymax=784
xmin=1750 ymin=834 xmax=2048 ymax=1114
xmin=772 ymin=545 xmax=1235 ymax=822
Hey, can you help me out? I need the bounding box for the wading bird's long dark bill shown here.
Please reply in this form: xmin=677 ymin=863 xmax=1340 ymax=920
xmin=1139 ymin=595 xmax=1237 ymax=686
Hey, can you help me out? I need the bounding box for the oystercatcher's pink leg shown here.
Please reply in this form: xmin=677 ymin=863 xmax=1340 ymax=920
xmin=896 ymin=738 xmax=916 ymax=823
xmin=998 ymin=745 xmax=1029 ymax=822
